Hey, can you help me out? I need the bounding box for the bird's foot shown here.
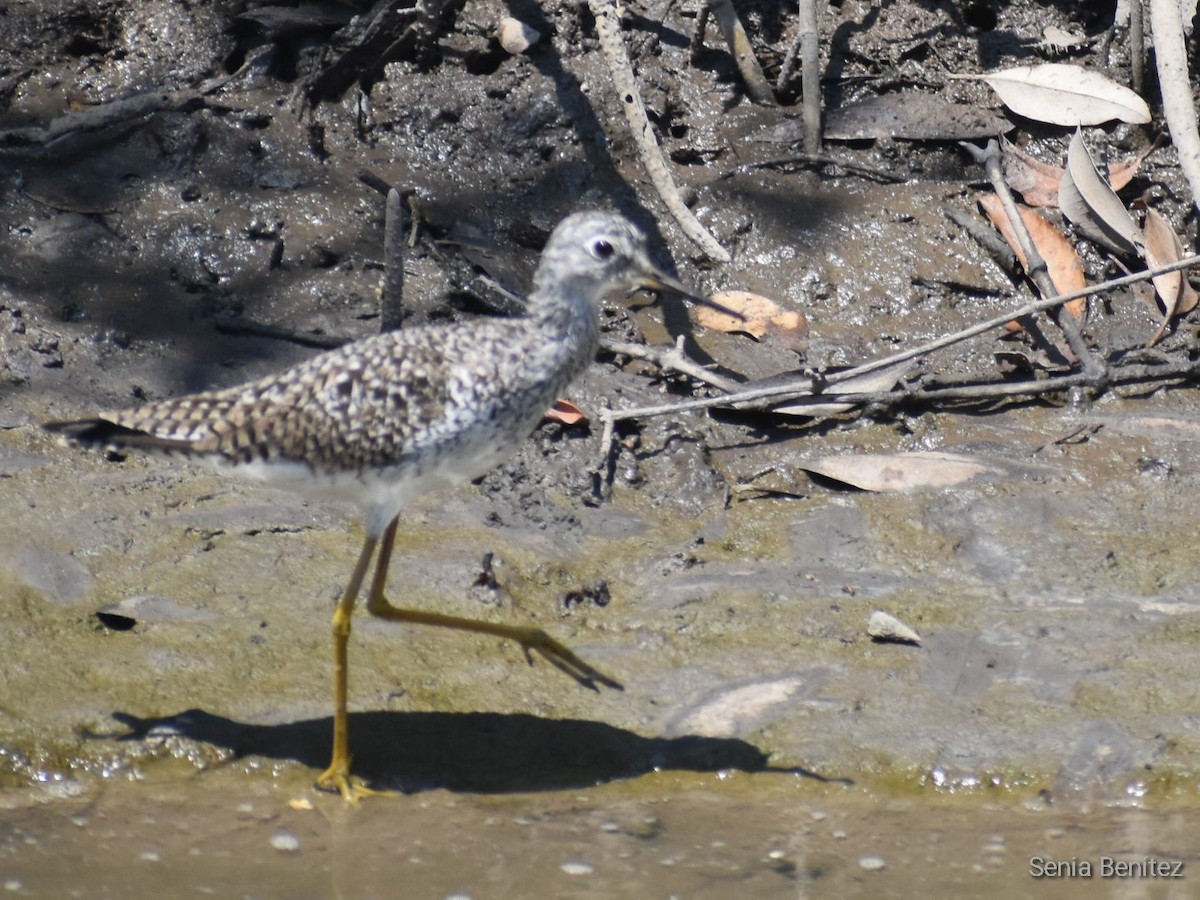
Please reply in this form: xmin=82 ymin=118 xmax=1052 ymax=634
xmin=315 ymin=759 xmax=392 ymax=802
xmin=514 ymin=627 xmax=624 ymax=692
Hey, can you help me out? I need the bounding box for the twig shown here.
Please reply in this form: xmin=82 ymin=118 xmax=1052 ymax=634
xmin=943 ymin=204 xmax=1063 ymax=356
xmin=215 ymin=318 xmax=350 ymax=349
xmin=943 ymin=207 xmax=1017 ymax=273
xmin=587 ymin=0 xmax=731 ymax=262
xmin=704 ymin=0 xmax=777 ymax=106
xmin=0 ymin=52 xmax=264 ymax=154
xmin=716 ymin=153 xmax=907 ymax=183
xmin=689 ymin=5 xmax=711 ymax=65
xmin=598 ymin=252 xmax=1200 ymax=422
xmin=603 ymin=336 xmax=743 ymax=392
xmin=777 ymin=13 xmax=803 ymax=94
xmin=962 ymin=139 xmax=1104 ymax=382
xmin=630 ymin=0 xmax=679 ymax=57
xmin=1150 ymin=0 xmax=1200 ymax=216
xmin=729 ymin=357 xmax=1200 ymax=413
xmin=1130 ymin=0 xmax=1145 ymax=97
xmin=381 ymin=188 xmax=405 ymax=332
xmin=798 ymin=0 xmax=821 ymax=153
xmin=588 ymin=399 xmax=617 ymax=501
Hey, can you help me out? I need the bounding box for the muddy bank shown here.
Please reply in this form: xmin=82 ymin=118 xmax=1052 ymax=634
xmin=2 ymin=0 xmax=1199 ymax=893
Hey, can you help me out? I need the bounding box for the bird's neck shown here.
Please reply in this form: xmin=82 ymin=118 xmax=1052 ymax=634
xmin=524 ymin=281 xmax=603 ymax=380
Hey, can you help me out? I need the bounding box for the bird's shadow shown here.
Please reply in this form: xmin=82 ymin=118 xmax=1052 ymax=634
xmin=104 ymin=709 xmax=847 ymax=793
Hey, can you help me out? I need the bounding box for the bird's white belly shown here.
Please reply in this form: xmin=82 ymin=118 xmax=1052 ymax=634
xmin=213 ymin=423 xmax=529 ymax=539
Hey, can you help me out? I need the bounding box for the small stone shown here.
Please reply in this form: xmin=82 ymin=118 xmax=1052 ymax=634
xmin=560 ymin=860 xmax=594 ymax=875
xmin=859 ymin=855 xmax=886 ymax=871
xmin=498 ymin=17 xmax=541 ymax=54
xmin=867 ymin=610 xmax=922 ymax=645
xmin=269 ymin=830 xmax=300 ymax=852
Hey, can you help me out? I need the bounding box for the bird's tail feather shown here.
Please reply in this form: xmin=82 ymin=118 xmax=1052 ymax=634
xmin=43 ymin=418 xmax=196 ymax=453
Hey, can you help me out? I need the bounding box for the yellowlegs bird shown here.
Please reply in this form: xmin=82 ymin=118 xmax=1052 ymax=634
xmin=45 ymin=210 xmax=727 ymax=800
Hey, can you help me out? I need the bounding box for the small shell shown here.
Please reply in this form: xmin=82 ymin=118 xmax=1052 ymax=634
xmin=867 ymin=610 xmax=922 ymax=645
xmin=498 ymin=17 xmax=541 ymax=54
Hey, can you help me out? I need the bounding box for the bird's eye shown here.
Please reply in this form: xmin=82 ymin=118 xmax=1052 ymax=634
xmin=589 ymin=239 xmax=615 ymax=260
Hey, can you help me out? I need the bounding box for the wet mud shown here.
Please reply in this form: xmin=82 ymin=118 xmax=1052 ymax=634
xmin=2 ymin=0 xmax=1199 ymax=894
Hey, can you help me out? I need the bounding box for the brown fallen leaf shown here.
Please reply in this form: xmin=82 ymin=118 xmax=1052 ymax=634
xmin=1000 ymin=135 xmax=1161 ymax=208
xmin=1001 ymin=137 xmax=1064 ymax=207
xmin=696 ymin=290 xmax=809 ymax=350
xmin=544 ymin=398 xmax=587 ymax=426
xmin=1142 ymin=207 xmax=1199 ymax=347
xmin=1108 ymin=134 xmax=1165 ymax=191
xmin=799 ymin=451 xmax=1009 ymax=492
xmin=978 ymin=193 xmax=1087 ymax=320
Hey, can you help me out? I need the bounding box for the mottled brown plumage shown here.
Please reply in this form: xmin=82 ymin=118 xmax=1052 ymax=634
xmin=45 ymin=211 xmax=722 ymax=800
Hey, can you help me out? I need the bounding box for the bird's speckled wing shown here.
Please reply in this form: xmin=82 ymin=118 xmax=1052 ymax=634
xmin=49 ymin=322 xmax=548 ymax=474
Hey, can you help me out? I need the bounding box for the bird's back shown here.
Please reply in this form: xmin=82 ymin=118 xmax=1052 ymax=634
xmin=47 ymin=316 xmax=575 ymax=485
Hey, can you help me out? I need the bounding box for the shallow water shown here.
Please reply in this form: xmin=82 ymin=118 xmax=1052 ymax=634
xmin=3 ymin=768 xmax=1197 ymax=898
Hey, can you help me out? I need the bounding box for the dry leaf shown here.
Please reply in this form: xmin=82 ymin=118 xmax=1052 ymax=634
xmin=697 ymin=290 xmax=808 ymax=349
xmin=961 ymin=64 xmax=1151 ymax=126
xmin=1001 ymin=135 xmax=1160 ymax=207
xmin=1108 ymin=135 xmax=1164 ymax=191
xmin=1142 ymin=207 xmax=1199 ymax=346
xmin=1000 ymin=136 xmax=1064 ymax=207
xmin=544 ymin=399 xmax=587 ymax=426
xmin=1059 ymin=130 xmax=1143 ymax=256
xmin=977 ymin=193 xmax=1087 ymax=320
xmin=799 ymin=451 xmax=1009 ymax=492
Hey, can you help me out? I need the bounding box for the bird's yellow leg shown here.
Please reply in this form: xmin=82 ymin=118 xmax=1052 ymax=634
xmin=314 ymin=532 xmax=378 ymax=801
xmin=365 ymin=521 xmax=623 ymax=692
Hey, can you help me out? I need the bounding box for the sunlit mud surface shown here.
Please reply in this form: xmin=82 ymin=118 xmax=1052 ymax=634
xmin=2 ymin=0 xmax=1199 ymax=895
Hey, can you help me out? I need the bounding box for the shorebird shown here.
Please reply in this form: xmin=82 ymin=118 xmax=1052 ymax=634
xmin=46 ymin=210 xmax=729 ymax=800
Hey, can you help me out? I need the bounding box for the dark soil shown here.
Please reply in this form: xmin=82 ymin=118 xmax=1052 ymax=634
xmin=2 ymin=0 xmax=1199 ymax=894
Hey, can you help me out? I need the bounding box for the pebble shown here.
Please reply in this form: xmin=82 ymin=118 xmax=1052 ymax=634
xmin=269 ymin=830 xmax=300 ymax=853
xmin=498 ymin=18 xmax=541 ymax=54
xmin=867 ymin=610 xmax=922 ymax=645
xmin=859 ymin=855 xmax=886 ymax=871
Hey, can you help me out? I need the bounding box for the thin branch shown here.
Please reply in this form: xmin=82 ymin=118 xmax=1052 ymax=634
xmin=215 ymin=318 xmax=349 ymax=349
xmin=963 ymin=139 xmax=1104 ymax=380
xmin=588 ymin=399 xmax=617 ymax=501
xmin=1130 ymin=0 xmax=1145 ymax=97
xmin=603 ymin=336 xmax=743 ymax=392
xmin=1150 ymin=0 xmax=1200 ymax=216
xmin=705 ymin=0 xmax=777 ymax=106
xmin=716 ymin=153 xmax=907 ymax=184
xmin=600 ymin=252 xmax=1200 ymax=423
xmin=587 ymin=0 xmax=731 ymax=262
xmin=381 ymin=188 xmax=405 ymax=332
xmin=798 ymin=0 xmax=821 ymax=153
xmin=0 ymin=51 xmax=266 ymax=155
xmin=777 ymin=11 xmax=804 ymax=94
